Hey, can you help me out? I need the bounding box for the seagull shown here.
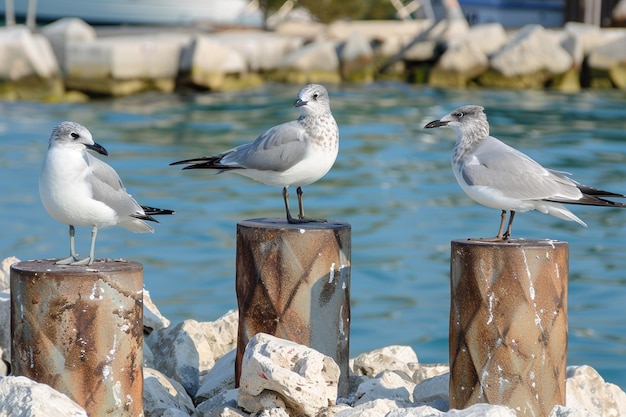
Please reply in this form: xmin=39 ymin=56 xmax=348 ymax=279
xmin=170 ymin=84 xmax=339 ymax=224
xmin=39 ymin=121 xmax=174 ymax=266
xmin=424 ymin=105 xmax=626 ymax=239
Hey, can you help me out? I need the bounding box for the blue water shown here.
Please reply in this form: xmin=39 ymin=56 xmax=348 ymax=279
xmin=1 ymin=83 xmax=625 ymax=389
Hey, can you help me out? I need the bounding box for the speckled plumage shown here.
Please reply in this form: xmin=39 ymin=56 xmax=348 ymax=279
xmin=171 ymin=84 xmax=339 ymax=224
xmin=425 ymin=105 xmax=626 ymax=239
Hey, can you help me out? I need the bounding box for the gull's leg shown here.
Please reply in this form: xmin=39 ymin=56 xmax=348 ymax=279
xmin=297 ymin=186 xmax=305 ymax=219
xmin=56 ymin=225 xmax=80 ymax=265
xmin=71 ymin=226 xmax=97 ymax=266
xmin=502 ymin=211 xmax=516 ymax=240
xmin=495 ymin=210 xmax=507 ymax=239
xmin=283 ymin=187 xmax=297 ymax=224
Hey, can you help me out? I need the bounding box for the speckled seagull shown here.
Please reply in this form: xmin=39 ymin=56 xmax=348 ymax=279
xmin=424 ymin=105 xmax=626 ymax=239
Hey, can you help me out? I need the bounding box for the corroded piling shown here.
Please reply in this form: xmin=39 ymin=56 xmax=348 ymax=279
xmin=10 ymin=259 xmax=143 ymax=417
xmin=449 ymin=239 xmax=568 ymax=416
xmin=235 ymin=218 xmax=351 ymax=397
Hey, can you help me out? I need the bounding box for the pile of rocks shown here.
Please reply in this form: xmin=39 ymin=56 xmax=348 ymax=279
xmin=1 ymin=256 xmax=626 ymax=417
xmin=1 ymin=15 xmax=625 ymax=100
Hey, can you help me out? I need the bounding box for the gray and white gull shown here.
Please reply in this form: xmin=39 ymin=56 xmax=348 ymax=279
xmin=170 ymin=84 xmax=339 ymax=224
xmin=39 ymin=121 xmax=174 ymax=266
xmin=424 ymin=105 xmax=626 ymax=239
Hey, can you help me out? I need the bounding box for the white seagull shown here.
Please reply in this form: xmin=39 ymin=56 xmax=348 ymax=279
xmin=424 ymin=105 xmax=626 ymax=239
xmin=39 ymin=121 xmax=174 ymax=266
xmin=170 ymin=84 xmax=339 ymax=224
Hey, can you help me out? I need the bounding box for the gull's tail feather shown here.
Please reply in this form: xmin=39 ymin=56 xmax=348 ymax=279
xmin=547 ymin=184 xmax=626 ymax=208
xmin=133 ymin=206 xmax=176 ymax=224
xmin=170 ymin=156 xmax=239 ymax=171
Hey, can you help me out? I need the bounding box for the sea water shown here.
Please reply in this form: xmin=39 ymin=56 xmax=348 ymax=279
xmin=1 ymin=83 xmax=624 ymax=389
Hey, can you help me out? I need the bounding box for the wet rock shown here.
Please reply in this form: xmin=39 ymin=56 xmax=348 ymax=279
xmin=587 ymin=36 xmax=626 ymax=89
xmin=237 ymin=333 xmax=340 ymax=417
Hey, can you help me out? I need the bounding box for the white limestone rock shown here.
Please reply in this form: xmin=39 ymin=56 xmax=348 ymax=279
xmin=280 ymin=40 xmax=340 ymax=76
xmin=490 ymin=24 xmax=573 ymax=77
xmin=143 ymin=367 xmax=196 ymax=417
xmin=144 ymin=288 xmax=170 ymax=332
xmin=214 ymin=31 xmax=304 ymax=72
xmin=237 ymin=333 xmax=340 ymax=417
xmin=0 ymin=290 xmax=10 ymax=372
xmin=0 ymin=375 xmax=87 ymax=417
xmin=333 ymin=398 xmax=401 ymax=417
xmin=390 ymin=403 xmax=517 ymax=416
xmin=194 ymin=348 xmax=237 ymax=404
xmin=413 ymin=373 xmax=450 ymax=404
xmin=411 ymin=364 xmax=450 ymax=385
xmin=328 ymin=20 xmax=431 ymax=42
xmin=179 ymin=35 xmax=247 ymax=89
xmin=146 ymin=311 xmax=238 ymax=396
xmin=0 ymin=256 xmax=19 ymax=291
xmin=146 ymin=320 xmax=201 ymax=396
xmin=0 ymin=25 xmax=59 ymax=80
xmin=196 ymin=389 xmax=246 ymax=417
xmin=338 ymin=30 xmax=375 ymax=82
xmin=67 ymin=34 xmax=187 ymax=79
xmin=549 ymin=405 xmax=596 ymax=417
xmin=351 ymin=345 xmax=419 ymax=378
xmin=566 ymin=365 xmax=626 ymax=417
xmin=354 ymin=370 xmax=415 ymax=406
xmin=40 ymin=18 xmax=96 ymax=73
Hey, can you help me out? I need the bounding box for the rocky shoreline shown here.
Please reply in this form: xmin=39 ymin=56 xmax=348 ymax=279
xmin=1 ymin=14 xmax=626 ymax=101
xmin=0 ymin=256 xmax=625 ymax=416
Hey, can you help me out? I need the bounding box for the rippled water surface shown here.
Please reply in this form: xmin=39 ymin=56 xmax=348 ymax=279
xmin=1 ymin=84 xmax=625 ymax=389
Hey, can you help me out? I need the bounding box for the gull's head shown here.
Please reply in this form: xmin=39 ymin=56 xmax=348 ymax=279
xmin=293 ymin=84 xmax=331 ymax=116
xmin=424 ymin=105 xmax=489 ymax=141
xmin=50 ymin=121 xmax=108 ymax=156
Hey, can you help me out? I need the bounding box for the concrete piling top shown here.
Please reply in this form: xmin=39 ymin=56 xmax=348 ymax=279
xmin=11 ymin=258 xmax=144 ymax=275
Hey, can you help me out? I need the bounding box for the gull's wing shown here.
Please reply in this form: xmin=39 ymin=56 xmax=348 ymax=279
xmin=460 ymin=136 xmax=583 ymax=201
xmin=219 ymin=120 xmax=309 ymax=172
xmin=84 ymin=152 xmax=147 ymax=218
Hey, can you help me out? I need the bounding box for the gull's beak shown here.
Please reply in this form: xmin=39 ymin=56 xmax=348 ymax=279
xmin=424 ymin=119 xmax=449 ymax=129
xmin=294 ymin=98 xmax=307 ymax=107
xmin=86 ymin=142 xmax=108 ymax=156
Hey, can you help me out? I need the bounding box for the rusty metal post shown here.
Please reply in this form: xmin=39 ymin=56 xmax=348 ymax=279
xmin=449 ymin=239 xmax=568 ymax=416
xmin=11 ymin=259 xmax=143 ymax=417
xmin=235 ymin=218 xmax=351 ymax=397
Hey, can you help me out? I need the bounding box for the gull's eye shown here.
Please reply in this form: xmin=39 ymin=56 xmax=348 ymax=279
xmin=454 ymin=112 xmax=464 ymax=118
xmin=71 ymin=132 xmax=80 ymax=139
xmin=312 ymin=93 xmax=319 ymax=100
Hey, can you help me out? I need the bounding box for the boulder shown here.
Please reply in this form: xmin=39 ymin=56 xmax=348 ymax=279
xmin=40 ymin=18 xmax=96 ymax=73
xmin=278 ymin=40 xmax=341 ymax=84
xmin=351 ymin=345 xmax=419 ymax=378
xmin=194 ymin=349 xmax=237 ymax=404
xmin=143 ymin=288 xmax=171 ymax=333
xmin=354 ymin=370 xmax=415 ymax=406
xmin=196 ymin=389 xmax=245 ymax=417
xmin=237 ymin=333 xmax=340 ymax=416
xmin=179 ymin=34 xmax=258 ymax=91
xmin=587 ymin=36 xmax=626 ymax=89
xmin=338 ymin=31 xmax=376 ymax=83
xmin=483 ymin=24 xmax=573 ymax=88
xmin=0 ymin=376 xmax=87 ymax=417
xmin=214 ymin=31 xmax=304 ymax=72
xmin=65 ymin=34 xmax=188 ymax=95
xmin=566 ymin=365 xmax=626 ymax=416
xmin=0 ymin=256 xmax=19 ymax=291
xmin=143 ymin=367 xmax=196 ymax=417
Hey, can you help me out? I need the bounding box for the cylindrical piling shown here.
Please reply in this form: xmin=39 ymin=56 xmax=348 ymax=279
xmin=449 ymin=239 xmax=568 ymax=416
xmin=11 ymin=259 xmax=144 ymax=417
xmin=235 ymin=218 xmax=351 ymax=397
